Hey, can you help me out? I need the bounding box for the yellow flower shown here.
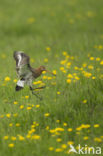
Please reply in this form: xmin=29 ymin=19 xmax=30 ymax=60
xmin=30 ymin=58 xmax=35 ymax=63
xmin=0 ymin=115 xmax=4 ymax=118
xmin=31 ymin=135 xmax=40 ymax=140
xmin=20 ymin=105 xmax=24 ymax=109
xmin=45 ymin=126 xmax=49 ymax=130
xmin=42 ymin=71 xmax=46 ymax=74
xmin=52 ymin=70 xmax=56 ymax=75
xmin=83 ymin=72 xmax=92 ymax=78
xmin=73 ymin=72 xmax=77 ymax=75
xmin=49 ymin=129 xmax=56 ymax=133
xmin=70 ymin=56 xmax=74 ymax=60
xmin=80 ymin=68 xmax=83 ymax=71
xmin=6 ymin=114 xmax=11 ymax=118
xmin=62 ymin=70 xmax=67 ymax=73
xmin=76 ymin=127 xmax=82 ymax=131
xmin=27 ymin=17 xmax=35 ymax=24
xmin=26 ymin=135 xmax=31 ymax=139
xmin=66 ymin=62 xmax=71 ymax=68
xmin=63 ymin=123 xmax=67 ymax=126
xmin=5 ymin=77 xmax=11 ymax=82
xmin=18 ymin=135 xmax=25 ymax=141
xmin=13 ymin=101 xmax=18 ymax=105
xmin=55 ymin=132 xmax=60 ymax=136
xmin=13 ymin=113 xmax=18 ymax=117
xmin=62 ymin=51 xmax=67 ymax=56
xmin=35 ymin=105 xmax=40 ymax=108
xmin=55 ymin=148 xmax=63 ymax=152
xmin=83 ymin=136 xmax=89 ymax=140
xmin=57 ymin=91 xmax=61 ymax=95
xmin=11 ymin=136 xmax=16 ymax=141
xmin=55 ymin=128 xmax=64 ymax=132
xmin=94 ymin=137 xmax=102 ymax=142
xmin=82 ymin=63 xmax=87 ymax=67
xmin=60 ymin=60 xmax=66 ymax=65
xmin=90 ymin=57 xmax=94 ymax=60
xmin=44 ymin=113 xmax=50 ymax=117
xmin=82 ymin=100 xmax=87 ymax=104
xmin=74 ymin=66 xmax=79 ymax=70
xmin=27 ymin=107 xmax=32 ymax=110
xmin=49 ymin=147 xmax=54 ymax=151
xmin=60 ymin=67 xmax=64 ymax=71
xmin=46 ymin=47 xmax=51 ymax=52
xmin=31 ymin=129 xmax=36 ymax=133
xmin=61 ymin=144 xmax=67 ymax=149
xmin=16 ymin=123 xmax=20 ymax=127
xmin=9 ymin=123 xmax=13 ymax=127
xmin=4 ymin=136 xmax=9 ymax=140
xmin=67 ymin=79 xmax=71 ymax=84
xmin=96 ymin=57 xmax=100 ymax=61
xmin=33 ymin=80 xmax=42 ymax=85
xmin=81 ymin=124 xmax=90 ymax=128
xmin=67 ymin=128 xmax=72 ymax=132
xmin=42 ymin=75 xmax=47 ymax=79
xmin=8 ymin=143 xmax=14 ymax=148
xmin=92 ymin=76 xmax=96 ymax=80
xmin=75 ymin=76 xmax=80 ymax=80
xmin=67 ymin=141 xmax=74 ymax=145
xmin=28 ymin=130 xmax=33 ymax=135
xmin=44 ymin=58 xmax=48 ymax=63
xmin=56 ymin=138 xmax=62 ymax=142
xmin=98 ymin=45 xmax=103 ymax=50
xmin=56 ymin=120 xmax=60 ymax=123
xmin=94 ymin=124 xmax=99 ymax=128
xmin=100 ymin=61 xmax=103 ymax=65
xmin=13 ymin=79 xmax=17 ymax=83
xmin=25 ymin=96 xmax=29 ymax=99
xmin=48 ymin=77 xmax=52 ymax=80
xmin=31 ymin=124 xmax=35 ymax=128
xmin=67 ymin=74 xmax=73 ymax=78
xmin=88 ymin=65 xmax=94 ymax=69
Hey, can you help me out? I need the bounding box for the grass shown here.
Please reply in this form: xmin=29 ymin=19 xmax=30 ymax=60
xmin=0 ymin=0 xmax=103 ymax=155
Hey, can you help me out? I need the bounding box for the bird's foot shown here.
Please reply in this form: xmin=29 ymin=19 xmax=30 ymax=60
xmin=31 ymin=91 xmax=43 ymax=100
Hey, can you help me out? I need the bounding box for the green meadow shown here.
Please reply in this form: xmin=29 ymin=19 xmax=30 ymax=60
xmin=0 ymin=0 xmax=103 ymax=155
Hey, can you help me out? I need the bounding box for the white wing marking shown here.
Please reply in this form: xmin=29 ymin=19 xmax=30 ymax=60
xmin=17 ymin=80 xmax=25 ymax=87
xmin=18 ymin=54 xmax=22 ymax=66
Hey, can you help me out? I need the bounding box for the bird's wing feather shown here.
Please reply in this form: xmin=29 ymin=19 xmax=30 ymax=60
xmin=13 ymin=51 xmax=30 ymax=66
xmin=13 ymin=51 xmax=31 ymax=78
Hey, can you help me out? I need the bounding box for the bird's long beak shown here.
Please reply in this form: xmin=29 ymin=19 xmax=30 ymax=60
xmin=46 ymin=70 xmax=56 ymax=76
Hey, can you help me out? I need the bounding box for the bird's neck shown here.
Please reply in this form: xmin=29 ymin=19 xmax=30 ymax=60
xmin=32 ymin=67 xmax=42 ymax=78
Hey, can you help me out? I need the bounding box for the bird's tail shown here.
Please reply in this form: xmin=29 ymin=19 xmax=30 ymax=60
xmin=16 ymin=79 xmax=25 ymax=91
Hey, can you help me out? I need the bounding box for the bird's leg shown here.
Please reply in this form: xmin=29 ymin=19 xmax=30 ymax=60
xmin=32 ymin=86 xmax=46 ymax=90
xmin=29 ymin=87 xmax=43 ymax=100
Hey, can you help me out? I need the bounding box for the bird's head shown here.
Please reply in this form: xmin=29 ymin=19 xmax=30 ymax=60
xmin=39 ymin=66 xmax=56 ymax=76
xmin=39 ymin=65 xmax=46 ymax=72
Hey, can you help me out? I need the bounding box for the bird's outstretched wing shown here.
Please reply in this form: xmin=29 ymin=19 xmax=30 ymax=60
xmin=13 ymin=51 xmax=30 ymax=67
xmin=13 ymin=51 xmax=31 ymax=78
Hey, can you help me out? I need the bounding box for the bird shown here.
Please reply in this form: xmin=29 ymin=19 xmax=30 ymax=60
xmin=13 ymin=51 xmax=55 ymax=96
